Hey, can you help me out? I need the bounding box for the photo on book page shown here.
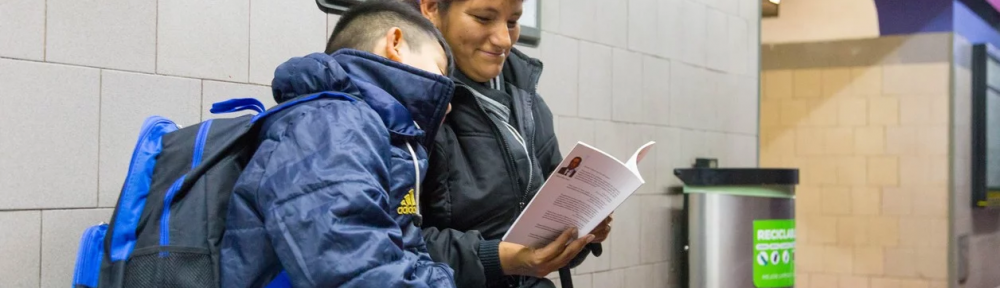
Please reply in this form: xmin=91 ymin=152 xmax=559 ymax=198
xmin=503 ymin=141 xmax=655 ymax=248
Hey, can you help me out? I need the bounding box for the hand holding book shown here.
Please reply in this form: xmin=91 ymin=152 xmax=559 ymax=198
xmin=503 ymin=141 xmax=655 ymax=248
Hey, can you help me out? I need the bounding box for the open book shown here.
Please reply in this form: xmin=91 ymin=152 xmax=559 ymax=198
xmin=502 ymin=141 xmax=656 ymax=248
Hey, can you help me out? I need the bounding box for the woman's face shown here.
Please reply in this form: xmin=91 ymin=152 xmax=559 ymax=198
xmin=434 ymin=0 xmax=522 ymax=82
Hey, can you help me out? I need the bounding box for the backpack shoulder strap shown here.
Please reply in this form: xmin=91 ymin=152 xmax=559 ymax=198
xmin=176 ymin=91 xmax=361 ymax=193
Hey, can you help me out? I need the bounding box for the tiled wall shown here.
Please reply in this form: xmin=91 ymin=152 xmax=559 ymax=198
xmin=0 ymin=0 xmax=760 ymax=287
xmin=760 ymin=0 xmax=879 ymax=44
xmin=760 ymin=33 xmax=952 ymax=288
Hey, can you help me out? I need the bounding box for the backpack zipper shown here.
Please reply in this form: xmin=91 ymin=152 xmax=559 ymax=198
xmin=110 ymin=117 xmax=177 ymax=262
xmin=160 ymin=120 xmax=212 ymax=255
xmin=118 ymin=118 xmax=175 ymax=210
xmin=73 ymin=223 xmax=107 ymax=287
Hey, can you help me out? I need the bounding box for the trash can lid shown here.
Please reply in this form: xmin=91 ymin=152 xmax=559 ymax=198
xmin=674 ymin=168 xmax=799 ymax=186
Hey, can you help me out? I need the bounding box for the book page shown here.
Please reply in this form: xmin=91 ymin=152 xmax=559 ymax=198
xmin=502 ymin=142 xmax=652 ymax=248
xmin=625 ymin=141 xmax=656 ymax=178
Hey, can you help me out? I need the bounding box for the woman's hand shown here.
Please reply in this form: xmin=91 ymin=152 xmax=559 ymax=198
xmin=589 ymin=213 xmax=613 ymax=243
xmin=498 ymin=228 xmax=594 ymax=278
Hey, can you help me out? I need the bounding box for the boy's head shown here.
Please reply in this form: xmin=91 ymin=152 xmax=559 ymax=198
xmin=326 ymin=0 xmax=453 ymax=76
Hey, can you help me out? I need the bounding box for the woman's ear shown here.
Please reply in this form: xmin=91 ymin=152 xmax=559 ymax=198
xmin=382 ymin=27 xmax=406 ymax=63
xmin=421 ymin=0 xmax=443 ymax=28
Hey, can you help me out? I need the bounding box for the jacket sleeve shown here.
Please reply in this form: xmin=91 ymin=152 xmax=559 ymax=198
xmin=254 ymin=101 xmax=454 ymax=288
xmin=420 ymin=125 xmax=503 ymax=287
xmin=422 ymin=227 xmax=501 ymax=288
xmin=531 ymin=93 xmax=602 ymax=268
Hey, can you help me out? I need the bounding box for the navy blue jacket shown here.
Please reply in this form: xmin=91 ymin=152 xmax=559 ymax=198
xmin=221 ymin=50 xmax=456 ymax=288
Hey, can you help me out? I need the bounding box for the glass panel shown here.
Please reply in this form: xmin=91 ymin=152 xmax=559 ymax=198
xmin=988 ymin=56 xmax=1000 ymax=89
xmin=986 ymin=87 xmax=1000 ymax=190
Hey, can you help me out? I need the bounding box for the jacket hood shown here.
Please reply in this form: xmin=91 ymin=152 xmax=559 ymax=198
xmin=271 ymin=50 xmax=455 ymax=145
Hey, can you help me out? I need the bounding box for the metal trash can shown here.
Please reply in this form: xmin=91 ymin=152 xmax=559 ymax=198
xmin=675 ymin=168 xmax=799 ymax=288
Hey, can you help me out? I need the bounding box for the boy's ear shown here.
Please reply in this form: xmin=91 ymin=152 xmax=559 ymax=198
xmin=382 ymin=27 xmax=406 ymax=63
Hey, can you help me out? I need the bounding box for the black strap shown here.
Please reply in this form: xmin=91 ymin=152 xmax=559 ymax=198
xmin=558 ymin=267 xmax=573 ymax=288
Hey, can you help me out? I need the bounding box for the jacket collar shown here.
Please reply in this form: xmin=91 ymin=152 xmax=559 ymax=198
xmin=504 ymin=48 xmax=543 ymax=94
xmin=271 ymin=50 xmax=455 ymax=145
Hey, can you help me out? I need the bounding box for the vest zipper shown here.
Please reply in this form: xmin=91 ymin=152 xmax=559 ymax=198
xmin=507 ymin=85 xmax=538 ymax=209
xmin=458 ymin=84 xmax=528 ymax=212
xmin=502 ymin=121 xmax=532 ymax=211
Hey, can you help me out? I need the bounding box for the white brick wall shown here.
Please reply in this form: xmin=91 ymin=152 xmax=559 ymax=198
xmin=0 ymin=211 xmax=41 ymax=288
xmin=705 ymin=8 xmax=730 ymax=72
xmin=0 ymin=60 xmax=100 ymax=209
xmin=577 ymin=42 xmax=614 ymax=120
xmin=678 ymin=0 xmax=709 ymax=67
xmin=539 ymin=32 xmax=580 ymax=117
xmin=593 ymin=0 xmax=629 ymax=47
xmin=0 ymin=0 xmax=759 ymax=287
xmin=643 ymin=55 xmax=672 ymax=126
xmin=0 ymin=0 xmax=45 ymax=60
xmin=157 ymin=0 xmax=251 ymax=81
xmin=610 ymin=197 xmax=643 ymax=268
xmin=612 ymin=49 xmax=645 ymax=123
xmin=46 ymin=0 xmax=158 ymax=72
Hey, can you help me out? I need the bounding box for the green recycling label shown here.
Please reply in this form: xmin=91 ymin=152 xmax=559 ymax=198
xmin=753 ymin=219 xmax=795 ymax=287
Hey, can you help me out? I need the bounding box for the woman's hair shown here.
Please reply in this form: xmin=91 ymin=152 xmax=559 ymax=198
xmin=401 ymin=0 xmax=453 ymax=14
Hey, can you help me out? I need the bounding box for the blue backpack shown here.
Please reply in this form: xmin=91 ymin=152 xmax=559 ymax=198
xmin=71 ymin=93 xmax=355 ymax=288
